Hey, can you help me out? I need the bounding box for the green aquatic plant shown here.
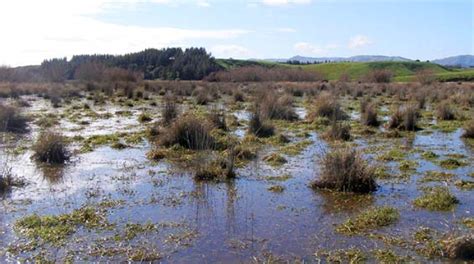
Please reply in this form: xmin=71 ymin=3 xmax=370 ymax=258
xmin=413 ymin=187 xmax=459 ymax=211
xmin=336 ymin=206 xmax=399 ymax=235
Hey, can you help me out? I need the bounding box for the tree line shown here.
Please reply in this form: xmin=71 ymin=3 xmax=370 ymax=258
xmin=39 ymin=47 xmax=221 ymax=82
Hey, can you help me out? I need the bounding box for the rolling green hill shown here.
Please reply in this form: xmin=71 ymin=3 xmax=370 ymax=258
xmin=289 ymin=61 xmax=470 ymax=81
xmin=216 ymin=58 xmax=474 ymax=82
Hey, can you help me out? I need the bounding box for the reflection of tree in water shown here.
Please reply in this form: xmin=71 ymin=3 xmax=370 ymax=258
xmin=318 ymin=190 xmax=375 ymax=215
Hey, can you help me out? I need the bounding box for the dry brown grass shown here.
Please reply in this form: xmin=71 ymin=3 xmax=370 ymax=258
xmin=32 ymin=131 xmax=70 ymax=164
xmin=0 ymin=104 xmax=29 ymax=133
xmin=312 ymin=148 xmax=377 ymax=193
xmin=159 ymin=113 xmax=215 ymax=150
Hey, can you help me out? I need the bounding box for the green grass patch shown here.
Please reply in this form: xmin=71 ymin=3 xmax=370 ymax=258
xmin=413 ymin=187 xmax=459 ymax=211
xmin=336 ymin=207 xmax=399 ymax=235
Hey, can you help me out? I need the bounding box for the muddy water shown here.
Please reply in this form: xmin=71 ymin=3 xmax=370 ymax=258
xmin=0 ymin=97 xmax=473 ymax=262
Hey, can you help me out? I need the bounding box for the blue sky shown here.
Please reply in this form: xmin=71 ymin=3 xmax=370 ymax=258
xmin=0 ymin=0 xmax=472 ymax=65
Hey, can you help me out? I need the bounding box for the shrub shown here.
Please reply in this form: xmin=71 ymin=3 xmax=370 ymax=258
xmin=361 ymin=103 xmax=379 ymax=127
xmin=308 ymin=92 xmax=347 ymax=121
xmin=248 ymin=109 xmax=275 ymax=138
xmin=436 ymin=102 xmax=456 ymax=120
xmin=0 ymin=104 xmax=29 ymax=133
xmin=388 ymin=105 xmax=418 ymax=131
xmin=462 ymin=121 xmax=474 ymax=138
xmin=312 ymin=148 xmax=377 ymax=193
xmin=416 ymin=69 xmax=436 ymax=85
xmin=323 ymin=121 xmax=351 ymax=141
xmin=365 ymin=69 xmax=393 ymax=83
xmin=159 ymin=114 xmax=215 ymax=150
xmin=32 ymin=132 xmax=70 ymax=164
xmin=161 ymin=94 xmax=178 ymax=126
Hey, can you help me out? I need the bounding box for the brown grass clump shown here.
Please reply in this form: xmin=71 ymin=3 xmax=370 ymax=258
xmin=208 ymin=108 xmax=227 ymax=131
xmin=323 ymin=121 xmax=351 ymax=141
xmin=312 ymin=148 xmax=377 ymax=193
xmin=0 ymin=104 xmax=29 ymax=133
xmin=32 ymin=132 xmax=70 ymax=164
xmin=442 ymin=235 xmax=474 ymax=260
xmin=194 ymin=151 xmax=236 ymax=181
xmin=361 ymin=103 xmax=379 ymax=127
xmin=365 ymin=69 xmax=393 ymax=83
xmin=259 ymin=92 xmax=298 ymax=121
xmin=161 ymin=94 xmax=178 ymax=126
xmin=308 ymin=92 xmax=348 ymax=121
xmin=159 ymin=114 xmax=215 ymax=150
xmin=248 ymin=108 xmax=275 ymax=138
xmin=462 ymin=121 xmax=474 ymax=138
xmin=388 ymin=104 xmax=419 ymax=131
xmin=436 ymin=101 xmax=456 ymax=120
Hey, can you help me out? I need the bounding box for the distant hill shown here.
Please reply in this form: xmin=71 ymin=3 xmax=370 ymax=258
xmin=216 ymin=58 xmax=474 ymax=82
xmin=432 ymin=55 xmax=474 ymax=68
xmin=267 ymin=55 xmax=411 ymax=63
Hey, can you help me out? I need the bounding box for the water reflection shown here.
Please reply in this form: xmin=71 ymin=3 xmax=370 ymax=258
xmin=318 ymin=190 xmax=375 ymax=214
xmin=37 ymin=164 xmax=66 ymax=184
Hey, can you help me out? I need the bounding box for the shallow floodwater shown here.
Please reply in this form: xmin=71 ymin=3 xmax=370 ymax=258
xmin=0 ymin=96 xmax=473 ymax=262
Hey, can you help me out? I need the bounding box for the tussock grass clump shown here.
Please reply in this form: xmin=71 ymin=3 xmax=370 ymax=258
xmin=0 ymin=104 xmax=29 ymax=133
xmin=248 ymin=109 xmax=274 ymax=138
xmin=138 ymin=112 xmax=152 ymax=123
xmin=194 ymin=152 xmax=236 ymax=181
xmin=32 ymin=132 xmax=70 ymax=164
xmin=336 ymin=207 xmax=399 ymax=235
xmin=442 ymin=236 xmax=474 ymax=261
xmin=323 ymin=121 xmax=351 ymax=141
xmin=260 ymin=92 xmax=298 ymax=121
xmin=0 ymin=158 xmax=25 ymax=192
xmin=208 ymin=108 xmax=227 ymax=131
xmin=312 ymin=148 xmax=377 ymax=193
xmin=159 ymin=114 xmax=215 ymax=150
xmin=388 ymin=104 xmax=419 ymax=131
xmin=361 ymin=103 xmax=379 ymax=127
xmin=233 ymin=91 xmax=245 ymax=102
xmin=308 ymin=92 xmax=348 ymax=121
xmin=462 ymin=121 xmax=474 ymax=138
xmin=436 ymin=102 xmax=456 ymax=120
xmin=413 ymin=187 xmax=459 ymax=211
xmin=161 ymin=94 xmax=178 ymax=126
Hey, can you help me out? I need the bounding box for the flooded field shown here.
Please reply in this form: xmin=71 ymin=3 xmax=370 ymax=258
xmin=0 ymin=81 xmax=473 ymax=263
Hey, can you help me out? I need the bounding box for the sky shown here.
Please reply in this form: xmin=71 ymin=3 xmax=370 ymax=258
xmin=0 ymin=0 xmax=472 ymax=66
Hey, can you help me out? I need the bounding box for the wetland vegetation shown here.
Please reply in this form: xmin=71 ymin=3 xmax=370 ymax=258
xmin=0 ymin=59 xmax=473 ymax=263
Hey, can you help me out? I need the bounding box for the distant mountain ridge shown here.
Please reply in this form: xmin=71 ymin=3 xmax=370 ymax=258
xmin=432 ymin=55 xmax=474 ymax=68
xmin=265 ymin=55 xmax=474 ymax=68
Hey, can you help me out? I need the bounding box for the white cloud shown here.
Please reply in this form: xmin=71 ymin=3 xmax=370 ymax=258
xmin=0 ymin=0 xmax=248 ymax=66
xmin=262 ymin=0 xmax=312 ymax=6
xmin=348 ymin=35 xmax=372 ymax=49
xmin=210 ymin=45 xmax=252 ymax=58
xmin=293 ymin=42 xmax=338 ymax=55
